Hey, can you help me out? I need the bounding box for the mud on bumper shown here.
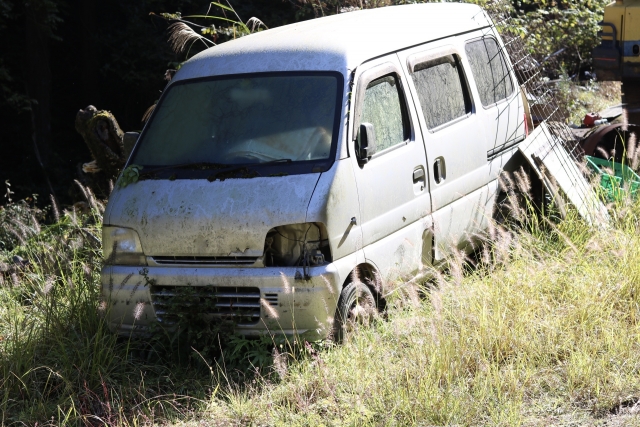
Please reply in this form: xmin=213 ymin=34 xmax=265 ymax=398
xmin=100 ymin=263 xmax=343 ymax=341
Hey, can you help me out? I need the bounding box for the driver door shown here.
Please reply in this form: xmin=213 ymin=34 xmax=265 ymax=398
xmin=350 ymin=55 xmax=433 ymax=279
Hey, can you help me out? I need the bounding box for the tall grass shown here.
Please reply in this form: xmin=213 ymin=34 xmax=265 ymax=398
xmin=176 ymin=197 xmax=640 ymax=425
xmin=0 ymin=187 xmax=217 ymax=425
xmin=4 ymin=179 xmax=640 ymax=425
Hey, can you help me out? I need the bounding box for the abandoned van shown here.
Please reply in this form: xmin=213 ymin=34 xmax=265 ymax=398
xmin=101 ymin=3 xmax=527 ymax=340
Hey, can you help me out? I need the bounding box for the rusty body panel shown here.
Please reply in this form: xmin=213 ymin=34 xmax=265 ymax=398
xmin=581 ymin=123 xmax=640 ymax=162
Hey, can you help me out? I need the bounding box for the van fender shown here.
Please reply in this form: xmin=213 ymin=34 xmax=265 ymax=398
xmin=341 ymin=261 xmax=386 ymax=312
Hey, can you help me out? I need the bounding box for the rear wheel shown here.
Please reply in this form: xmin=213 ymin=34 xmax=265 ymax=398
xmin=331 ymin=280 xmax=376 ymax=343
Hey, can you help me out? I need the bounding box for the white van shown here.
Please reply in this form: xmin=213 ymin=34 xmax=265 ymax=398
xmin=101 ymin=3 xmax=527 ymax=341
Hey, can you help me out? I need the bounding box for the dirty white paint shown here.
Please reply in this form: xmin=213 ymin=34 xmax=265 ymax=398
xmin=174 ymin=4 xmax=491 ymax=81
xmin=306 ymin=158 xmax=365 ymax=263
xmin=104 ymin=174 xmax=320 ymax=256
xmin=102 ymin=253 xmax=359 ymax=341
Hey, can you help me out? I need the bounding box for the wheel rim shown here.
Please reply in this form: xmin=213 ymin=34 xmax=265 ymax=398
xmin=344 ymin=284 xmax=376 ymax=333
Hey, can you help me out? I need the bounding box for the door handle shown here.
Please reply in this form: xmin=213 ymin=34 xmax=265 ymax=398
xmin=434 ymin=157 xmax=446 ymax=184
xmin=413 ymin=167 xmax=425 ymax=183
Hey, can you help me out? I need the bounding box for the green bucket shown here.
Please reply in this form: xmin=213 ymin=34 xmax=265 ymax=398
xmin=585 ymin=155 xmax=640 ymax=201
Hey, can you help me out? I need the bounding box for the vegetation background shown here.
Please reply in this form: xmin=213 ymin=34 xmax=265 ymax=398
xmin=0 ymin=0 xmax=612 ymax=205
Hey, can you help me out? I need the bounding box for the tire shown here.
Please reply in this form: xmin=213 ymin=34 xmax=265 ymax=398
xmin=331 ymin=280 xmax=377 ymax=343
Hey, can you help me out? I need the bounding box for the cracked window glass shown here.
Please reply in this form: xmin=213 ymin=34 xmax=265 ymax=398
xmin=412 ymin=55 xmax=469 ymax=129
xmin=465 ymin=37 xmax=514 ymax=106
xmin=132 ymin=73 xmax=340 ymax=166
xmin=361 ymin=75 xmax=406 ymax=152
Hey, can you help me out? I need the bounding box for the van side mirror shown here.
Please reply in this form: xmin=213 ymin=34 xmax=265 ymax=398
xmin=357 ymin=122 xmax=377 ymax=164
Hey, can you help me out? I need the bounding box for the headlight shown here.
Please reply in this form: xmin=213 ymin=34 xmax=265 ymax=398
xmin=263 ymin=223 xmax=331 ymax=267
xmin=102 ymin=226 xmax=147 ymax=265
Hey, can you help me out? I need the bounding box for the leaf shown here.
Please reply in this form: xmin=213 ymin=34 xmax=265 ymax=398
xmin=158 ymin=12 xmax=182 ymax=20
xmin=209 ymin=2 xmax=235 ymax=13
xmin=117 ymin=165 xmax=143 ymax=188
xmin=182 ymin=14 xmax=249 ymax=32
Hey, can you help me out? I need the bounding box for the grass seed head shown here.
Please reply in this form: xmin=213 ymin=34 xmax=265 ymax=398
xmin=630 ymin=132 xmax=639 ymax=170
xmin=168 ymin=22 xmax=209 ymax=54
xmin=8 ymin=227 xmax=26 ymax=245
xmin=133 ymin=302 xmax=145 ymax=321
xmin=30 ymin=213 xmax=41 ymax=234
xmin=596 ymin=145 xmax=610 ymax=159
xmin=320 ymin=274 xmax=334 ymax=294
xmin=370 ymin=270 xmax=383 ymax=295
xmin=272 ymin=347 xmax=288 ymax=379
xmin=43 ymin=276 xmax=55 ymax=294
xmin=514 ymin=167 xmax=532 ymax=195
xmin=50 ymin=194 xmax=60 ymax=222
xmin=82 ymin=263 xmax=92 ymax=280
xmin=260 ymin=298 xmax=279 ymax=320
xmin=351 ymin=265 xmax=362 ymax=286
xmin=74 ymin=179 xmax=90 ymax=204
xmin=280 ymin=271 xmax=291 ymax=294
xmin=449 ymin=249 xmax=465 ymax=286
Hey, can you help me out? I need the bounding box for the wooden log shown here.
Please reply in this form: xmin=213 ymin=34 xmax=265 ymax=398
xmin=75 ymin=105 xmax=128 ymax=180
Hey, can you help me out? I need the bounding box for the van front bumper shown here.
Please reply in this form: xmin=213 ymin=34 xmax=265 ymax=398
xmin=100 ymin=262 xmax=345 ymax=341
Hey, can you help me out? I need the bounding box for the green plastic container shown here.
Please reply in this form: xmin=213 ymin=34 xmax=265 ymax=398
xmin=585 ymin=155 xmax=640 ymax=201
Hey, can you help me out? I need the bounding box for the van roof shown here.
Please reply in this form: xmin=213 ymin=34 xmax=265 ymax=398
xmin=174 ymin=3 xmax=492 ymax=82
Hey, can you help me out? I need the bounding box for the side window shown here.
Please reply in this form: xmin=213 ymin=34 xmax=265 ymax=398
xmin=465 ymin=38 xmax=514 ymax=106
xmin=411 ymin=54 xmax=471 ymax=129
xmin=360 ymin=74 xmax=408 ymax=152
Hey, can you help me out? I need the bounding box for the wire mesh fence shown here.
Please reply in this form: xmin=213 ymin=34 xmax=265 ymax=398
xmin=473 ymin=0 xmax=608 ymax=223
xmin=482 ymin=0 xmax=584 ymax=161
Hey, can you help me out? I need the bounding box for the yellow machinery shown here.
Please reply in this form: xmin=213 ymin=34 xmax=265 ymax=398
xmin=593 ymin=0 xmax=640 ymax=124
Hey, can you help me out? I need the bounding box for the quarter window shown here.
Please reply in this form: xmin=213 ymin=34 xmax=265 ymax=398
xmin=411 ymin=55 xmax=470 ymax=129
xmin=465 ymin=38 xmax=514 ymax=106
xmin=360 ymin=74 xmax=408 ymax=152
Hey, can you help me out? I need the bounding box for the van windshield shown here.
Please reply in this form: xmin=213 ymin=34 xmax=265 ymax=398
xmin=132 ymin=73 xmax=342 ymax=172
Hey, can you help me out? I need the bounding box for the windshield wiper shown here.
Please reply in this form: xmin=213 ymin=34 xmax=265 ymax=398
xmin=207 ymin=159 xmax=294 ymax=181
xmin=253 ymin=158 xmax=293 ymax=166
xmin=138 ymin=162 xmax=230 ymax=177
xmin=138 ymin=159 xmax=294 ymax=180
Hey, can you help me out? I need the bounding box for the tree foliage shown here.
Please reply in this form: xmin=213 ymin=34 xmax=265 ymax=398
xmin=512 ymin=0 xmax=610 ymax=78
xmin=0 ymin=0 xmax=613 ymax=204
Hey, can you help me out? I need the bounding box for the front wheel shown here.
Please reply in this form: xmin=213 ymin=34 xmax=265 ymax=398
xmin=331 ymin=281 xmax=377 ymax=343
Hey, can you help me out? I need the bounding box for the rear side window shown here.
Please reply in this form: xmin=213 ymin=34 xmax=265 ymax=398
xmin=465 ymin=38 xmax=514 ymax=106
xmin=411 ymin=54 xmax=471 ymax=129
xmin=360 ymin=74 xmax=408 ymax=152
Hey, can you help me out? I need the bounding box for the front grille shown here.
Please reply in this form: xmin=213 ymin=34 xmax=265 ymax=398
xmin=264 ymin=293 xmax=278 ymax=306
xmin=150 ymin=285 xmax=261 ymax=326
xmin=152 ymin=256 xmax=259 ymax=266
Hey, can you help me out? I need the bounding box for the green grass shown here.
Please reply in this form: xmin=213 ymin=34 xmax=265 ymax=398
xmin=555 ymin=79 xmax=621 ymax=126
xmin=3 ymin=184 xmax=640 ymax=426
xmin=169 ymin=204 xmax=640 ymax=426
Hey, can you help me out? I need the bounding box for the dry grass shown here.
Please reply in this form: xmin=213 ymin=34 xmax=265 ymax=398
xmin=165 ymin=199 xmax=640 ymax=426
xmin=4 ymin=182 xmax=640 ymax=426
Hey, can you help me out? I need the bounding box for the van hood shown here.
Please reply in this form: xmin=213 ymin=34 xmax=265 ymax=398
xmin=104 ymin=175 xmax=320 ymax=257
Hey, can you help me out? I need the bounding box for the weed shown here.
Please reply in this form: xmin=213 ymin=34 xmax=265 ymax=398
xmin=555 ymin=78 xmax=621 ymax=126
xmin=5 ymin=164 xmax=640 ymax=426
